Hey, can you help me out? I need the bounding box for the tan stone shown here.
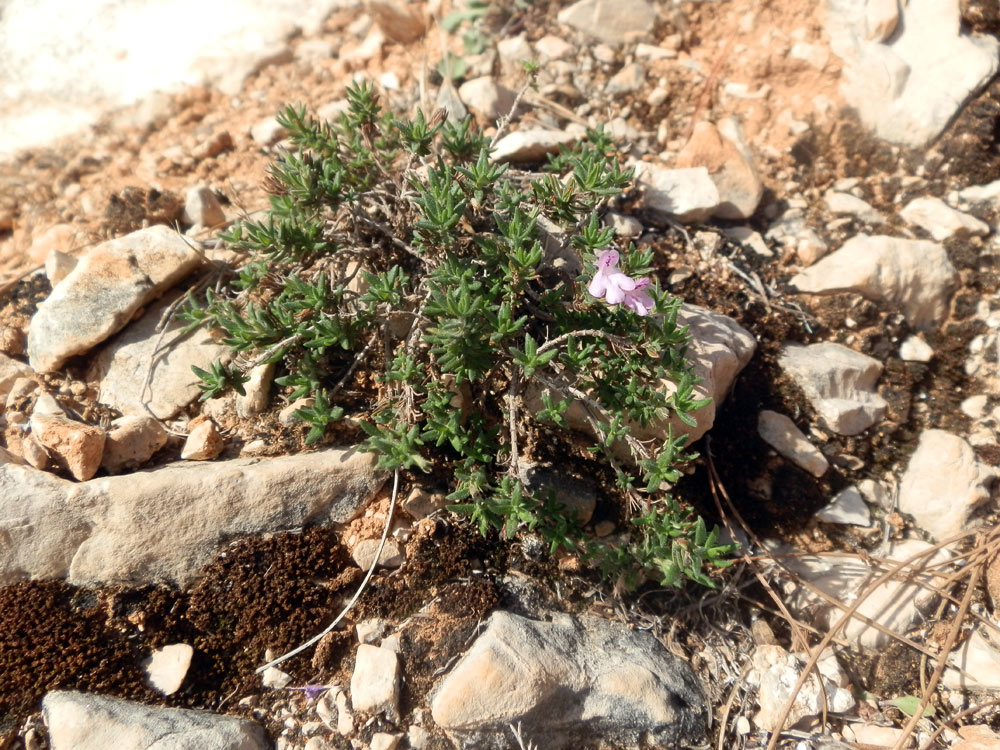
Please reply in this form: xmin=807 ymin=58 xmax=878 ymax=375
xmin=101 ymin=415 xmax=168 ymax=472
xmin=369 ymin=0 xmax=425 ymax=43
xmin=676 ymin=120 xmax=762 ymax=220
xmin=181 ymin=415 xmax=224 ymax=460
xmin=29 ymin=413 xmax=104 ymax=480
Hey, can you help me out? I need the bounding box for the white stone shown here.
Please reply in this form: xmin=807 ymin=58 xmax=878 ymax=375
xmin=634 ymin=164 xmax=721 ymax=223
xmin=790 ymin=41 xmax=829 ymax=69
xmin=370 ymin=733 xmax=403 ymax=750
xmin=182 ymin=185 xmax=226 ymax=227
xmin=899 ymin=335 xmax=934 ymax=362
xmin=0 ymin=446 xmax=384 ymax=587
xmin=898 ymin=429 xmax=995 ymax=541
xmin=865 ymin=0 xmax=900 ymax=40
xmin=749 ymin=644 xmax=855 ymax=731
xmin=757 ymin=411 xmax=829 ymax=477
xmin=778 ymin=342 xmax=888 ymax=436
xmin=900 ymin=196 xmax=990 ymax=241
xmin=142 ymin=643 xmax=194 ymax=696
xmin=356 ymin=619 xmax=388 ymax=644
xmin=534 ymin=35 xmax=574 ymax=61
xmin=401 ymin=488 xmax=447 ymax=520
xmin=850 ymin=725 xmax=906 ymax=748
xmin=496 ymin=33 xmax=534 ymax=74
xmin=42 ymin=691 xmax=268 ymax=750
xmin=826 ymin=0 xmax=999 ymax=147
xmin=675 ymin=119 xmax=762 ymax=220
xmin=604 ymin=212 xmax=643 ymax=238
xmin=780 ymin=539 xmax=950 ymax=649
xmin=336 ymin=690 xmax=354 ymax=735
xmin=45 ymin=250 xmax=78 ymax=287
xmin=28 ymin=225 xmax=204 ymax=372
xmin=491 ymin=129 xmax=577 ymax=163
xmin=556 ymin=0 xmax=656 ymax=44
xmin=236 ymin=362 xmax=275 ymax=418
xmin=352 ymin=538 xmax=405 ymax=570
xmin=351 ymin=644 xmax=401 ymax=718
xmin=262 ymin=665 xmax=293 ymax=689
xmin=790 ymin=234 xmax=957 ymax=330
xmin=606 ymin=63 xmax=645 ymax=95
xmin=959 ymin=179 xmax=1000 ymax=205
xmin=824 ymin=191 xmax=885 ymax=224
xmin=944 ymin=628 xmax=1000 ymax=689
xmin=858 ymin=478 xmax=891 ymax=509
xmin=458 ymin=77 xmax=517 ymax=120
xmin=431 ymin=610 xmax=705 ymax=748
xmin=101 ymin=414 xmax=167 ymax=472
xmin=725 ymin=227 xmax=773 ymax=258
xmin=961 ymin=394 xmax=989 ymax=420
xmin=90 ymin=293 xmax=232 ymax=420
xmin=815 ymin=486 xmax=871 ymax=526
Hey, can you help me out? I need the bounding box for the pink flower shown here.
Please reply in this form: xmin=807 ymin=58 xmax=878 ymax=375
xmin=588 ymin=250 xmax=635 ymax=304
xmin=622 ymin=278 xmax=654 ymax=316
xmin=588 ymin=249 xmax=655 ymax=315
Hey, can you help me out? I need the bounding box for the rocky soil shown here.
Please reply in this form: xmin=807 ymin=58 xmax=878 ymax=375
xmin=1 ymin=0 xmax=1000 ymax=748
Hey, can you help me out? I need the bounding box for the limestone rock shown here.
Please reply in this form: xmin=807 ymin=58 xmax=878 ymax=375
xmin=951 ymin=725 xmax=1000 ymax=750
xmin=634 ymin=164 xmax=721 ymax=223
xmin=605 ymin=63 xmax=645 ymax=95
xmin=236 ymin=362 xmax=275 ymax=418
xmin=491 ymin=129 xmax=577 ymax=163
xmin=865 ymin=0 xmax=900 ymax=40
xmin=29 ymin=413 xmax=105 ymax=481
xmin=401 ymin=488 xmax=448 ymax=520
xmin=749 ymin=645 xmax=854 ymax=731
xmin=959 ymin=179 xmax=1000 ymax=205
xmin=534 ymin=35 xmax=575 ymax=61
xmin=897 ymin=429 xmax=995 ymax=541
xmin=250 ymin=116 xmax=289 ymax=146
xmin=676 ymin=120 xmax=762 ymax=220
xmin=45 ymin=249 xmax=78 ymax=286
xmin=0 ymin=352 xmax=33 ymax=402
xmin=826 ymin=0 xmax=999 ymax=147
xmin=815 ymin=486 xmax=871 ymax=526
xmin=182 ymin=185 xmax=226 ymax=227
xmin=28 ymin=225 xmax=203 ymax=372
xmin=181 ymin=415 xmax=225 ymax=460
xmin=900 ymin=196 xmax=990 ymax=241
xmin=352 ymin=538 xmax=405 ymax=570
xmin=898 ymin=334 xmax=934 ymax=362
xmin=101 ymin=415 xmax=167 ymax=473
xmin=824 ymin=191 xmax=885 ymax=224
xmin=0 ymin=446 xmax=384 ymax=587
xmin=143 ymin=643 xmax=194 ymax=696
xmin=790 ymin=234 xmax=957 ymax=330
xmin=351 ymin=644 xmax=401 ymax=719
xmin=557 ymin=0 xmax=657 ymax=44
xmin=757 ymin=410 xmax=829 ymax=477
xmin=430 ymin=610 xmax=705 ymax=749
xmin=779 ymin=539 xmax=950 ymax=649
xmin=458 ymin=77 xmax=518 ymax=121
xmin=90 ymin=293 xmax=231 ymax=420
xmin=945 ymin=629 xmax=1000 ymax=690
xmin=43 ymin=691 xmax=268 ymax=750
xmin=778 ymin=342 xmax=887 ymax=435
xmin=496 ymin=34 xmax=534 ymax=76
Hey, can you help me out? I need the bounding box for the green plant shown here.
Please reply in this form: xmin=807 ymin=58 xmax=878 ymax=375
xmin=180 ymin=82 xmax=735 ymax=588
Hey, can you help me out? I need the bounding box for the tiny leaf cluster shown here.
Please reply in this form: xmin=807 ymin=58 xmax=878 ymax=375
xmin=181 ymin=82 xmax=734 ymax=588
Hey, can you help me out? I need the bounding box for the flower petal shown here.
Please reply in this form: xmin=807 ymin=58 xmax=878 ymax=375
xmin=605 ymin=284 xmax=626 ymax=304
xmin=588 ymin=273 xmax=608 ymax=298
xmin=608 ymin=272 xmax=636 ymax=291
xmin=597 ymin=250 xmax=619 ymax=269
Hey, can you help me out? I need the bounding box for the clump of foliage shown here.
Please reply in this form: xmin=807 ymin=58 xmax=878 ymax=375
xmin=181 ymin=82 xmax=735 ymax=588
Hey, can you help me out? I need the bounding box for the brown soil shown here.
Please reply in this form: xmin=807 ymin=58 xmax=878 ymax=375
xmin=1 ymin=0 xmax=998 ymax=746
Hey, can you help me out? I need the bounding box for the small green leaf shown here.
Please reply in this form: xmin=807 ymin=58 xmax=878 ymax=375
xmin=891 ymin=696 xmax=933 ymax=717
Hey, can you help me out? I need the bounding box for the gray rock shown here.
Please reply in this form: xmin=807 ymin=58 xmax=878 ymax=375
xmin=43 ymin=690 xmax=267 ymax=750
xmin=634 ymin=164 xmax=721 ymax=223
xmin=778 ymin=342 xmax=887 ymax=436
xmin=757 ymin=410 xmax=829 ymax=477
xmin=430 ymin=610 xmax=705 ymax=749
xmin=900 ymin=196 xmax=990 ymax=241
xmin=605 ymin=63 xmax=645 ymax=95
xmin=28 ymin=226 xmax=204 ymax=372
xmin=142 ymin=643 xmax=194 ymax=696
xmin=790 ymin=234 xmax=957 ymax=330
xmin=0 ymin=446 xmax=384 ymax=587
xmin=517 ymin=461 xmax=597 ymax=524
xmin=491 ymin=129 xmax=577 ymax=163
xmin=90 ymin=293 xmax=231 ymax=420
xmin=458 ymin=77 xmax=518 ymax=121
xmin=351 ymin=644 xmax=401 ymax=719
xmin=826 ymin=0 xmax=999 ymax=147
xmin=897 ymin=429 xmax=995 ymax=541
xmin=557 ymin=0 xmax=657 ymax=44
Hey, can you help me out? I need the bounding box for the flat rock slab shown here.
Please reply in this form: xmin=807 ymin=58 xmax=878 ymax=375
xmin=430 ymin=610 xmax=706 ymax=749
xmin=556 ymin=0 xmax=657 ymax=44
xmin=28 ymin=226 xmax=204 ymax=372
xmin=43 ymin=690 xmax=268 ymax=750
xmin=0 ymin=446 xmax=384 ymax=588
xmin=0 ymin=0 xmax=348 ymax=156
xmin=778 ymin=342 xmax=887 ymax=436
xmin=790 ymin=234 xmax=957 ymax=330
